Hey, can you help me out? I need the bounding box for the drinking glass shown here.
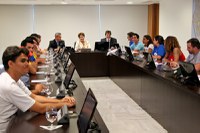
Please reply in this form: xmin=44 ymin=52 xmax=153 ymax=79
xmin=46 ymin=106 xmax=58 ymax=129
xmin=43 ymin=83 xmax=53 ymax=97
xmin=45 ymin=70 xmax=51 ymax=82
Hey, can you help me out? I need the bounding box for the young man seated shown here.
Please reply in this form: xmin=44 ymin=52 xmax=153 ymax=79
xmin=0 ymin=46 xmax=76 ymax=132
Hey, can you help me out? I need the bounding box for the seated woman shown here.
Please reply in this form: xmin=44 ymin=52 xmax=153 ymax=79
xmin=152 ymin=35 xmax=166 ymax=63
xmin=143 ymin=35 xmax=154 ymax=53
xmin=163 ymin=36 xmax=185 ymax=68
xmin=75 ymin=32 xmax=90 ymax=52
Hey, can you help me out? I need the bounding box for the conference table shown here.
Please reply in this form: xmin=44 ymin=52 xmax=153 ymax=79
xmin=6 ymin=65 xmax=109 ymax=133
xmin=70 ymin=52 xmax=200 ymax=133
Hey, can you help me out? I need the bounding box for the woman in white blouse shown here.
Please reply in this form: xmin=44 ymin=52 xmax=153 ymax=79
xmin=143 ymin=35 xmax=154 ymax=53
xmin=75 ymin=32 xmax=91 ymax=52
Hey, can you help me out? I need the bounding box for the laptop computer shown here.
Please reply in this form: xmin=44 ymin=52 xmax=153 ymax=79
xmin=79 ymin=48 xmax=91 ymax=53
xmin=63 ymin=62 xmax=76 ymax=90
xmin=178 ymin=61 xmax=199 ymax=85
xmin=56 ymin=62 xmax=75 ymax=99
xmin=77 ymin=88 xmax=98 ymax=133
xmin=94 ymin=41 xmax=109 ymax=52
xmin=60 ymin=47 xmax=74 ymax=60
xmin=63 ymin=53 xmax=70 ymax=72
xmin=125 ymin=46 xmax=134 ymax=61
xmin=143 ymin=52 xmax=156 ymax=69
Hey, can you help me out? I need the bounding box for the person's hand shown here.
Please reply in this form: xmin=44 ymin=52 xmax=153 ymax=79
xmin=40 ymin=58 xmax=46 ymax=64
xmin=61 ymin=96 xmax=76 ymax=107
xmin=34 ymin=84 xmax=45 ymax=94
xmin=170 ymin=61 xmax=179 ymax=69
xmin=110 ymin=46 xmax=115 ymax=50
xmin=162 ymin=58 xmax=168 ymax=65
xmin=132 ymin=50 xmax=139 ymax=56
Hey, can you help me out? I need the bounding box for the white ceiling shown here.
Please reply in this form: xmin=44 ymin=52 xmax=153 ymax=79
xmin=0 ymin=0 xmax=161 ymax=5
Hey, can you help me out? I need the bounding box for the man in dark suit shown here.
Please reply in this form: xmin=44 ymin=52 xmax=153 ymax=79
xmin=101 ymin=30 xmax=118 ymax=49
xmin=48 ymin=32 xmax=65 ymax=50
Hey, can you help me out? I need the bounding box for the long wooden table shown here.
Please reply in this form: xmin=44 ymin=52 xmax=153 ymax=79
xmin=70 ymin=52 xmax=200 ymax=133
xmin=6 ymin=70 xmax=109 ymax=133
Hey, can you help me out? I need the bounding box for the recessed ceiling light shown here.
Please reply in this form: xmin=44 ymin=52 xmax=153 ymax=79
xmin=126 ymin=1 xmax=133 ymax=4
xmin=61 ymin=0 xmax=68 ymax=4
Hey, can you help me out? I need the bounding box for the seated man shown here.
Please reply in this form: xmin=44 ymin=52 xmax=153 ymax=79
xmin=31 ymin=33 xmax=46 ymax=54
xmin=130 ymin=33 xmax=144 ymax=56
xmin=0 ymin=46 xmax=75 ymax=132
xmin=186 ymin=38 xmax=200 ymax=71
xmin=21 ymin=37 xmax=38 ymax=74
xmin=127 ymin=32 xmax=134 ymax=46
xmin=48 ymin=32 xmax=65 ymax=51
xmin=28 ymin=36 xmax=46 ymax=64
xmin=101 ymin=30 xmax=117 ymax=49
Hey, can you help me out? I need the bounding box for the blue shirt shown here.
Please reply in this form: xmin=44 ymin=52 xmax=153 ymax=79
xmin=20 ymin=74 xmax=30 ymax=88
xmin=129 ymin=41 xmax=133 ymax=46
xmin=130 ymin=41 xmax=144 ymax=51
xmin=152 ymin=44 xmax=166 ymax=58
xmin=0 ymin=65 xmax=30 ymax=88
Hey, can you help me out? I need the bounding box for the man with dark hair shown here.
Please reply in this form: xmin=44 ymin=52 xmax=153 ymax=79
xmin=127 ymin=32 xmax=134 ymax=46
xmin=30 ymin=33 xmax=45 ymax=55
xmin=22 ymin=36 xmax=45 ymax=64
xmin=48 ymin=32 xmax=65 ymax=50
xmin=20 ymin=37 xmax=45 ymax=94
xmin=0 ymin=46 xmax=75 ymax=131
xmin=21 ymin=37 xmax=37 ymax=73
xmin=101 ymin=30 xmax=117 ymax=49
xmin=130 ymin=33 xmax=144 ymax=54
xmin=31 ymin=33 xmax=41 ymax=44
xmin=186 ymin=38 xmax=200 ymax=71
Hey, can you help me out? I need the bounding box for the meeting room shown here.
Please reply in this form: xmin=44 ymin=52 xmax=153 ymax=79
xmin=0 ymin=0 xmax=199 ymax=133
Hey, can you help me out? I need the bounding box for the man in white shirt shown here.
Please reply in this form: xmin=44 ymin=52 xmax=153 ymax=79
xmin=0 ymin=46 xmax=75 ymax=132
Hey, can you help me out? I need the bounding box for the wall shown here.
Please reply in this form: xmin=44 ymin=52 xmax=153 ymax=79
xmin=0 ymin=5 xmax=148 ymax=64
xmin=159 ymin=0 xmax=193 ymax=57
xmin=0 ymin=6 xmax=33 ymax=64
xmin=192 ymin=0 xmax=200 ymax=40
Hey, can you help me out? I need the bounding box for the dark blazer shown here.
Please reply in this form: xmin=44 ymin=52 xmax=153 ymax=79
xmin=101 ymin=37 xmax=117 ymax=48
xmin=48 ymin=39 xmax=65 ymax=50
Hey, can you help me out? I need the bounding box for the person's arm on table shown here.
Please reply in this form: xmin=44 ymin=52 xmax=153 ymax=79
xmin=30 ymin=93 xmax=76 ymax=107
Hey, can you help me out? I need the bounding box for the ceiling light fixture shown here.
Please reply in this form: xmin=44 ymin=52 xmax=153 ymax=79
xmin=126 ymin=1 xmax=133 ymax=4
xmin=61 ymin=0 xmax=68 ymax=4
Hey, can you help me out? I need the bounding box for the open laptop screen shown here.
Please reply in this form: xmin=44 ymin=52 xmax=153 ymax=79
xmin=79 ymin=48 xmax=91 ymax=53
xmin=179 ymin=61 xmax=199 ymax=85
xmin=143 ymin=52 xmax=156 ymax=69
xmin=125 ymin=46 xmax=134 ymax=61
xmin=63 ymin=53 xmax=70 ymax=72
xmin=78 ymin=88 xmax=98 ymax=133
xmin=94 ymin=42 xmax=109 ymax=52
xmin=63 ymin=63 xmax=75 ymax=89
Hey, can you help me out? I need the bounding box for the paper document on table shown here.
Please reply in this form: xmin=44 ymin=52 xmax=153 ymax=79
xmin=40 ymin=125 xmax=62 ymax=131
xmin=31 ymin=79 xmax=47 ymax=83
xmin=38 ymin=65 xmax=49 ymax=69
xmin=36 ymin=71 xmax=45 ymax=75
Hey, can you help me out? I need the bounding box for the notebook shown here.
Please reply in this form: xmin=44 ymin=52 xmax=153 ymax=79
xmin=77 ymin=88 xmax=98 ymax=133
